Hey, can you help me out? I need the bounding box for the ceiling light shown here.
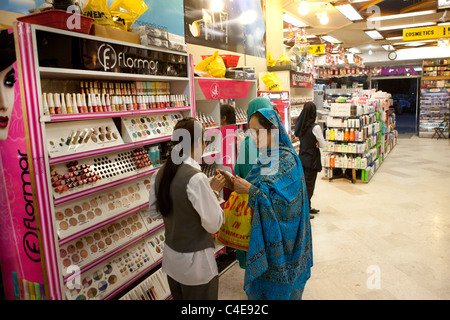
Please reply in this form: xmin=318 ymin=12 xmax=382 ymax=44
xmin=321 ymin=35 xmax=341 ymax=43
xmin=299 ymin=0 xmax=309 ymax=16
xmin=377 ymin=22 xmax=436 ymax=31
xmin=382 ymin=45 xmax=395 ymax=51
xmin=386 ymin=36 xmax=403 ymax=40
xmin=210 ymin=0 xmax=224 ymax=12
xmin=367 ymin=10 xmax=436 ymax=21
xmin=283 ymin=13 xmax=309 ymax=27
xmin=438 ymin=22 xmax=450 ymax=26
xmin=368 ymin=49 xmax=373 ymax=55
xmin=365 ymin=30 xmax=384 ymax=40
xmin=335 ymin=4 xmax=363 ymax=21
xmin=320 ymin=4 xmax=329 ymax=25
xmin=393 ymin=41 xmax=434 ymax=46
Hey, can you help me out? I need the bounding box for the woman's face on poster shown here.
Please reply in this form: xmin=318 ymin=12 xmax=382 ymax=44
xmin=0 ymin=63 xmax=15 ymax=141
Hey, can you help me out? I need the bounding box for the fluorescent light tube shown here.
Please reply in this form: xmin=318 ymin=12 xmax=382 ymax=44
xmin=377 ymin=22 xmax=436 ymax=31
xmin=368 ymin=10 xmax=436 ymax=21
xmin=365 ymin=30 xmax=384 ymax=39
xmin=321 ymin=35 xmax=341 ymax=43
xmin=283 ymin=13 xmax=309 ymax=27
xmin=335 ymin=4 xmax=363 ymax=21
xmin=386 ymin=36 xmax=403 ymax=40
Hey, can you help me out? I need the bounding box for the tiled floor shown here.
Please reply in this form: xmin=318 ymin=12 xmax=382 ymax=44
xmin=218 ymin=135 xmax=450 ymax=300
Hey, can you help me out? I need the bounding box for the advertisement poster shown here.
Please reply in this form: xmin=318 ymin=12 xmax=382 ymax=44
xmin=0 ymin=29 xmax=44 ymax=300
xmin=184 ymin=0 xmax=266 ymax=57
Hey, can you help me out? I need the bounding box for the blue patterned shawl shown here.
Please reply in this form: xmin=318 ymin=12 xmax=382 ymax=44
xmin=244 ymin=109 xmax=313 ymax=300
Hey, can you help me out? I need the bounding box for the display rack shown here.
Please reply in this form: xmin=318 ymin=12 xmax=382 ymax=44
xmin=322 ymin=90 xmax=394 ymax=183
xmin=419 ymin=59 xmax=450 ymax=138
xmin=14 ymin=22 xmax=196 ymax=300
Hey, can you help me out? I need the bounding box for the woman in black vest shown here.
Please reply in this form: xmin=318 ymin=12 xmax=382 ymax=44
xmin=294 ymin=102 xmax=325 ymax=218
xmin=148 ymin=118 xmax=226 ymax=299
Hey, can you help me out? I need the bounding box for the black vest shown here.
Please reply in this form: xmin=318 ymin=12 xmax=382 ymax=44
xmin=154 ymin=163 xmax=215 ymax=253
xmin=299 ymin=125 xmax=322 ymax=172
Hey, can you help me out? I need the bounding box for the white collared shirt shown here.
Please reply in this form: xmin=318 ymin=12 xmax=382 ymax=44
xmin=148 ymin=157 xmax=225 ymax=285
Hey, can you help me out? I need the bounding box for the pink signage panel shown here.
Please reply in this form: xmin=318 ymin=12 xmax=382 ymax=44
xmin=0 ymin=29 xmax=44 ymax=300
xmin=197 ymin=79 xmax=252 ymax=100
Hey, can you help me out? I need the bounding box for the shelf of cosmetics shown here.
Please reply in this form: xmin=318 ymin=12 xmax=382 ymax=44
xmin=420 ymin=81 xmax=450 ymax=90
xmin=324 ymin=123 xmax=381 ymax=143
xmin=50 ymin=144 xmax=161 ymax=201
xmin=42 ymin=92 xmax=189 ymax=116
xmin=329 ymin=102 xmax=376 ymax=118
xmin=46 ymin=113 xmax=183 ymax=160
xmin=64 ymin=225 xmax=166 ymax=300
xmin=322 ymin=146 xmax=379 ymax=170
xmin=196 ymin=107 xmax=247 ymax=128
xmin=119 ymin=269 xmax=171 ymax=301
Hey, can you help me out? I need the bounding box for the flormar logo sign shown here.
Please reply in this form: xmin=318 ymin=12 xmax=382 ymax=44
xmin=98 ymin=43 xmax=117 ymax=72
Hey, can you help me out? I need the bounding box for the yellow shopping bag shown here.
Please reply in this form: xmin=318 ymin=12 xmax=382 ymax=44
xmin=215 ymin=192 xmax=253 ymax=251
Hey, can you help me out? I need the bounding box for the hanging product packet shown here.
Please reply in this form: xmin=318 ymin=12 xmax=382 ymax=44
xmin=109 ymin=0 xmax=149 ymax=31
xmin=215 ymin=191 xmax=254 ymax=251
xmin=82 ymin=0 xmax=114 ymax=27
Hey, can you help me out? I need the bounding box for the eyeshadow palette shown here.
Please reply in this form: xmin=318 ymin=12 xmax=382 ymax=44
xmin=52 ymin=147 xmax=157 ymax=200
xmin=59 ymin=211 xmax=149 ymax=274
xmin=46 ymin=118 xmax=123 ymax=158
xmin=121 ymin=112 xmax=183 ymax=143
xmin=64 ymin=230 xmax=165 ymax=300
xmin=119 ymin=269 xmax=170 ymax=300
xmin=55 ymin=177 xmax=151 ymax=240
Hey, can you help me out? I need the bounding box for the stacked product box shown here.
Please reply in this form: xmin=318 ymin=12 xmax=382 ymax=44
xmin=132 ymin=26 xmax=187 ymax=52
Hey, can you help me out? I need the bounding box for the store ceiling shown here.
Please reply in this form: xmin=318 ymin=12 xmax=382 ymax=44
xmin=282 ymin=0 xmax=448 ymax=56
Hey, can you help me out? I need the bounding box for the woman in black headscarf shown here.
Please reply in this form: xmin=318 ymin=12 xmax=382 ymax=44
xmin=294 ymin=102 xmax=325 ymax=218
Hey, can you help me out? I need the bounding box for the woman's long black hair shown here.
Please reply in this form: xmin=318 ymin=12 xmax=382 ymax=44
xmin=156 ymin=117 xmax=203 ymax=217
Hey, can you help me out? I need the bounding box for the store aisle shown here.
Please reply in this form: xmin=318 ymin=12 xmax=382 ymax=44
xmin=218 ymin=135 xmax=450 ymax=300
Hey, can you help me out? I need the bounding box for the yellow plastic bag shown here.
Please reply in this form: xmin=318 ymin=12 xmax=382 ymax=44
xmin=195 ymin=51 xmax=226 ymax=78
xmin=82 ymin=0 xmax=113 ymax=27
xmin=278 ymin=54 xmax=291 ymax=63
xmin=267 ymin=52 xmax=277 ymax=67
xmin=109 ymin=0 xmax=149 ymax=31
xmin=215 ymin=192 xmax=253 ymax=251
xmin=262 ymin=72 xmax=284 ymax=91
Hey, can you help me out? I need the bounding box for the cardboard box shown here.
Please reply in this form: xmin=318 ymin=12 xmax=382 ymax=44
xmin=90 ymin=24 xmax=140 ymax=45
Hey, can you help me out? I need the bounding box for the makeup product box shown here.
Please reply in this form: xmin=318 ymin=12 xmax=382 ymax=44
xmin=90 ymin=24 xmax=140 ymax=45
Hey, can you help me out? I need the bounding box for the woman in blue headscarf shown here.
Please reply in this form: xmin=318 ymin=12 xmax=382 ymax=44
xmin=223 ymin=108 xmax=313 ymax=300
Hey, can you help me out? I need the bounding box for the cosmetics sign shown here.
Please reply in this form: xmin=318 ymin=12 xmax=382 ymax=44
xmin=0 ymin=29 xmax=45 ymax=300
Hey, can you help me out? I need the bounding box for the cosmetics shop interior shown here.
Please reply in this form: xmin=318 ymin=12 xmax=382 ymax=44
xmin=0 ymin=0 xmax=449 ymax=302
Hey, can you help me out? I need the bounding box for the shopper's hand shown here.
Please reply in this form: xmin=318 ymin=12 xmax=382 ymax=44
xmin=210 ymin=173 xmax=226 ymax=192
xmin=216 ymin=169 xmax=234 ymax=190
xmin=233 ymin=176 xmax=251 ymax=194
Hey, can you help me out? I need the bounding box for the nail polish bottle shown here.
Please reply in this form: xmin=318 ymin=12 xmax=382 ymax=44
xmin=65 ymin=93 xmax=72 ymax=114
xmin=48 ymin=93 xmax=56 ymax=115
xmin=42 ymin=93 xmax=50 ymax=115
xmin=60 ymin=93 xmax=67 ymax=114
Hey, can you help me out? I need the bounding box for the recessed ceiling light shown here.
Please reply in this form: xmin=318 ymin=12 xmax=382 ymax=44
xmin=321 ymin=35 xmax=341 ymax=43
xmin=386 ymin=36 xmax=403 ymax=41
xmin=365 ymin=30 xmax=384 ymax=40
xmin=377 ymin=22 xmax=436 ymax=31
xmin=283 ymin=13 xmax=309 ymax=27
xmin=335 ymin=4 xmax=363 ymax=21
xmin=367 ymin=10 xmax=436 ymax=21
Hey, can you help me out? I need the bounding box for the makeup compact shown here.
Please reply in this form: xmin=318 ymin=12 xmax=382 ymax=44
xmin=64 ymin=229 xmax=165 ymax=300
xmin=59 ymin=211 xmax=149 ymax=274
xmin=121 ymin=112 xmax=184 ymax=143
xmin=55 ymin=177 xmax=152 ymax=240
xmin=46 ymin=119 xmax=123 ymax=158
